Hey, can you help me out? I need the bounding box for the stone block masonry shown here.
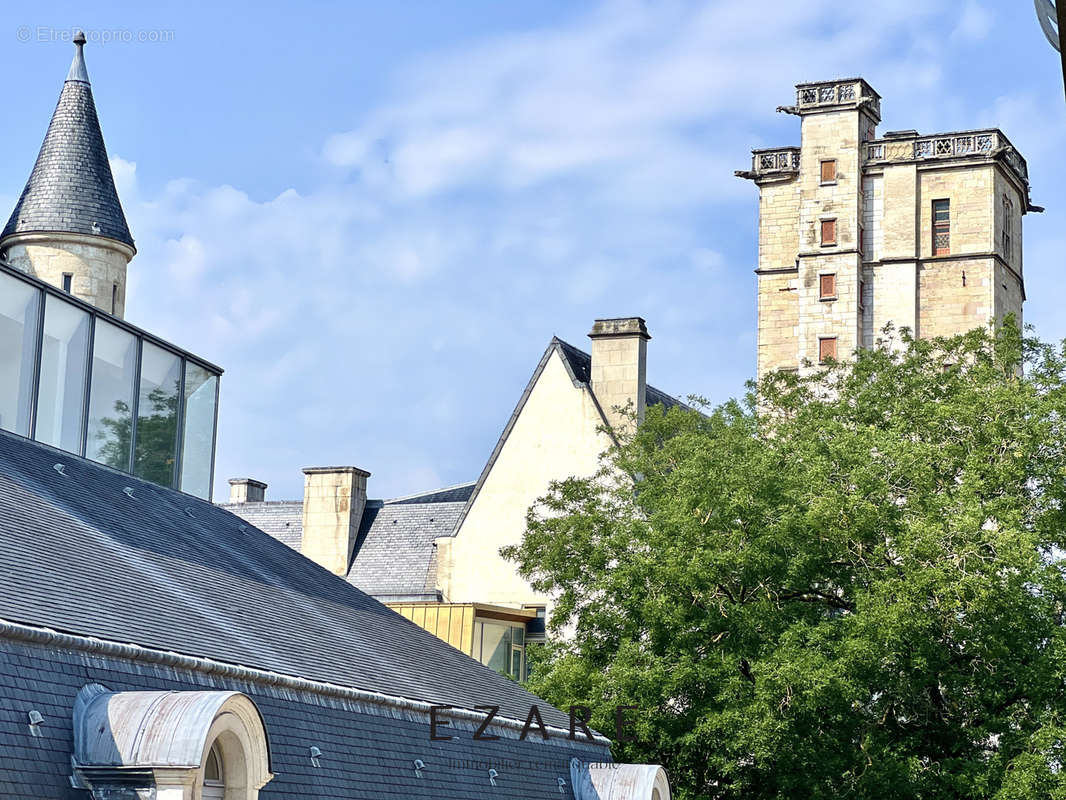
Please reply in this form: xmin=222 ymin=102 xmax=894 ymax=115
xmin=740 ymin=78 xmax=1032 ymax=378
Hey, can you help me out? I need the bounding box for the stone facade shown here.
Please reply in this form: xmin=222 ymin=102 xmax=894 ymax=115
xmin=741 ymin=78 xmax=1032 ymax=378
xmin=436 ymin=347 xmax=611 ymax=609
xmin=3 ymin=231 xmax=133 ymax=318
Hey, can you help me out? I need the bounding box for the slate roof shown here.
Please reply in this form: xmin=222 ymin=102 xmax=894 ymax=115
xmin=2 ymin=37 xmax=134 ymax=248
xmin=221 ymin=483 xmax=474 ymax=601
xmin=0 ymin=429 xmax=572 ymax=726
xmin=554 ymin=337 xmax=687 ymax=411
xmin=0 ymin=634 xmax=609 ymax=798
xmin=348 ymin=497 xmax=468 ymax=599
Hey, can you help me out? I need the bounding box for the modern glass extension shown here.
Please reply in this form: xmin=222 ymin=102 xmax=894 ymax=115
xmin=0 ymin=263 xmax=221 ymax=499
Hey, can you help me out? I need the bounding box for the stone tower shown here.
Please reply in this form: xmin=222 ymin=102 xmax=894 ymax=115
xmin=738 ymin=78 xmax=1033 ymax=379
xmin=1 ymin=31 xmax=135 ymax=318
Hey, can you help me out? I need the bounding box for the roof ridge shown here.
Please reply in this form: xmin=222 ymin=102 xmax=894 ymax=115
xmin=384 ymin=480 xmax=477 ymax=504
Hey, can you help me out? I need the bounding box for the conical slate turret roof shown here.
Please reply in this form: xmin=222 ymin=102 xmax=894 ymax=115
xmin=2 ymin=32 xmax=134 ymax=249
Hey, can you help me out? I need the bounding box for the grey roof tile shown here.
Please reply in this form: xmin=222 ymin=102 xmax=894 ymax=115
xmin=221 ymin=490 xmax=469 ymax=600
xmin=0 ymin=429 xmax=572 ymax=727
xmin=2 ymin=40 xmax=133 ymax=248
xmin=0 ymin=636 xmax=610 ymax=798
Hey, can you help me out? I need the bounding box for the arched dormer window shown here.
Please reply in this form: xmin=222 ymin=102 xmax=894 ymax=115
xmin=570 ymin=757 xmax=672 ymax=800
xmin=203 ymin=743 xmax=224 ymax=799
xmin=72 ymin=684 xmax=273 ymax=800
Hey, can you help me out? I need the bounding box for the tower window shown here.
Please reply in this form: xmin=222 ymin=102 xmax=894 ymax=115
xmin=820 ymin=219 xmax=837 ymax=246
xmin=111 ymin=284 xmax=118 ymax=315
xmin=820 ymin=160 xmax=837 ymax=184
xmin=1002 ymin=195 xmax=1013 ymax=258
xmin=62 ymin=273 xmax=73 ymax=293
xmin=819 ymin=273 xmax=836 ymax=300
xmin=933 ymin=199 xmax=950 ymax=256
xmin=818 ymin=337 xmax=837 ymax=363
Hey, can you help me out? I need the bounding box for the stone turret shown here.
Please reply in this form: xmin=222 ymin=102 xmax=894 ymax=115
xmin=1 ymin=31 xmax=135 ymax=318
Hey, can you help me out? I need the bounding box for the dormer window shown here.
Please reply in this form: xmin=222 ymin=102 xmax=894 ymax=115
xmin=203 ymin=743 xmax=225 ymax=799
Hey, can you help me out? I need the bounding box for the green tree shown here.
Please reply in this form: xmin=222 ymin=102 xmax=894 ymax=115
xmin=503 ymin=325 xmax=1066 ymax=800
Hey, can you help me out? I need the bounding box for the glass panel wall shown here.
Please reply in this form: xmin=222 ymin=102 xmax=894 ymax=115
xmin=180 ymin=365 xmax=218 ymax=499
xmin=134 ymin=342 xmax=181 ymax=486
xmin=86 ymin=320 xmax=138 ymax=470
xmin=0 ymin=272 xmax=41 ymax=437
xmin=35 ymin=296 xmax=90 ymax=452
xmin=0 ymin=266 xmax=221 ymax=499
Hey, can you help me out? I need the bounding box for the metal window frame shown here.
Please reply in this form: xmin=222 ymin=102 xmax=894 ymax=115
xmin=1 ymin=261 xmax=221 ymax=499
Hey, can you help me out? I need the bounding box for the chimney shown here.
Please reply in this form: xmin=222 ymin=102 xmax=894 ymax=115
xmin=228 ymin=478 xmax=267 ymax=504
xmin=588 ymin=317 xmax=650 ymax=433
xmin=300 ymin=466 xmax=370 ymax=576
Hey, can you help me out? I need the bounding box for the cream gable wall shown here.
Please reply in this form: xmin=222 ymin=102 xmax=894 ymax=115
xmin=436 ymin=347 xmax=610 ymax=608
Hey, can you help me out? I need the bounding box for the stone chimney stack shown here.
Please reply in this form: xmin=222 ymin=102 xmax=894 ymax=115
xmin=300 ymin=466 xmax=370 ymax=576
xmin=228 ymin=478 xmax=267 ymax=504
xmin=588 ymin=317 xmax=650 ymax=433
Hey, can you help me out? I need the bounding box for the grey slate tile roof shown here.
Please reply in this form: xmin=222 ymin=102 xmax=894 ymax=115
xmin=347 ymin=498 xmax=467 ymax=599
xmin=390 ymin=482 xmax=476 ymax=505
xmin=221 ymin=500 xmax=305 ymax=550
xmin=0 ymin=635 xmax=608 ymax=798
xmin=554 ymin=337 xmax=687 ymax=411
xmin=0 ymin=429 xmax=572 ymax=727
xmin=2 ymin=42 xmax=134 ymax=248
xmin=221 ymin=483 xmax=474 ymax=601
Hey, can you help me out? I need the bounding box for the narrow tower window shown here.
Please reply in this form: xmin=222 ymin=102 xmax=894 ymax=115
xmin=819 ymin=274 xmax=836 ymax=300
xmin=1002 ymin=196 xmax=1013 ymax=258
xmin=111 ymin=284 xmax=118 ymax=315
xmin=62 ymin=273 xmax=73 ymax=293
xmin=818 ymin=337 xmax=838 ymax=363
xmin=933 ymin=199 xmax=950 ymax=256
xmin=820 ymin=219 xmax=837 ymax=246
xmin=820 ymin=160 xmax=837 ymax=184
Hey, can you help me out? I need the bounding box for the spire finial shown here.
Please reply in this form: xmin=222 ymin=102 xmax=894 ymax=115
xmin=67 ymin=30 xmax=89 ymax=83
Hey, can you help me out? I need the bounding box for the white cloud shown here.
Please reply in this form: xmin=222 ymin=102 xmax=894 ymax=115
xmin=952 ymin=1 xmax=993 ymax=43
xmin=109 ymin=0 xmax=1054 ymax=502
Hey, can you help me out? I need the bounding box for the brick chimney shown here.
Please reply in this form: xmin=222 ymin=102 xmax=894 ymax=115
xmin=228 ymin=478 xmax=267 ymax=504
xmin=588 ymin=317 xmax=650 ymax=433
xmin=300 ymin=466 xmax=370 ymax=576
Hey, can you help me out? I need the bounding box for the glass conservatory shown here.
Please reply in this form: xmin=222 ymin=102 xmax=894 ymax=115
xmin=0 ymin=263 xmax=221 ymax=499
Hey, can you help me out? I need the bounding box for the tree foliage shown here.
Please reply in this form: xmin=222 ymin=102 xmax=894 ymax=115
xmin=503 ymin=325 xmax=1066 ymax=799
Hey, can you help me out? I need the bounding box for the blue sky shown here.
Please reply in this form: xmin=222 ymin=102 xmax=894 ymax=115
xmin=0 ymin=1 xmax=1062 ymax=501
